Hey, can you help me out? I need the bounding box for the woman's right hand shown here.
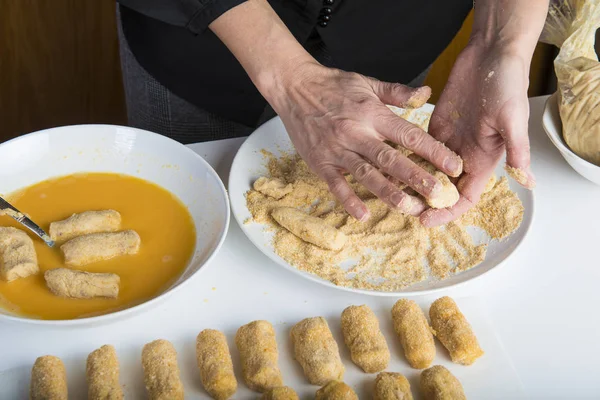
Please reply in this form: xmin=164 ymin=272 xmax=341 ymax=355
xmin=209 ymin=1 xmax=462 ymax=221
xmin=267 ymin=61 xmax=463 ymax=221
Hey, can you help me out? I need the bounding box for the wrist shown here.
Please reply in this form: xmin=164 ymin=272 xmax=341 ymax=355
xmin=469 ymin=31 xmax=536 ymax=62
xmin=254 ymin=54 xmax=321 ymax=111
xmin=460 ymin=39 xmax=531 ymax=83
xmin=209 ymin=0 xmax=321 ymax=110
xmin=469 ymin=0 xmax=548 ymax=64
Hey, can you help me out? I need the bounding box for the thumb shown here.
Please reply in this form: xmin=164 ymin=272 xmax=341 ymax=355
xmin=368 ymin=78 xmax=431 ymax=109
xmin=498 ymin=104 xmax=536 ymax=189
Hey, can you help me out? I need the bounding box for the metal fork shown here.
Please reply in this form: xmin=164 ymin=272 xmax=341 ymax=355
xmin=0 ymin=196 xmax=55 ymax=247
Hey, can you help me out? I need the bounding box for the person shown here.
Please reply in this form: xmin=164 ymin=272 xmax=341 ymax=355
xmin=116 ymin=0 xmax=546 ymax=227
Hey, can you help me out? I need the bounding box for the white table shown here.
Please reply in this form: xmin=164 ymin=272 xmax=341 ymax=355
xmin=1 ymin=96 xmax=599 ymax=399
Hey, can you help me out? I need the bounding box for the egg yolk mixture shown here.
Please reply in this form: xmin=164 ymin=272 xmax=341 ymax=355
xmin=0 ymin=173 xmax=196 ymax=320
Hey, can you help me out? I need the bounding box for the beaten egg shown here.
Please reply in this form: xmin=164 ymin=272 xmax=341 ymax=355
xmin=0 ymin=173 xmax=196 ymax=320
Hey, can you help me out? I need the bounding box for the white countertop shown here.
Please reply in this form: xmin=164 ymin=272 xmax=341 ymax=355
xmin=1 ymin=96 xmax=599 ymax=399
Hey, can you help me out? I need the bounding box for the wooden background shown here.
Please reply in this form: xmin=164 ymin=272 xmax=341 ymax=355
xmin=0 ymin=1 xmax=126 ymax=143
xmin=0 ymin=4 xmax=558 ymax=144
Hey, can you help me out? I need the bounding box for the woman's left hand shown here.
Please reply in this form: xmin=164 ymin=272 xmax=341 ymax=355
xmin=420 ymin=43 xmax=536 ymax=227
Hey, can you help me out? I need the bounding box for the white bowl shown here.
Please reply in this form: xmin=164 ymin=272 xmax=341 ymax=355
xmin=0 ymin=124 xmax=230 ymax=326
xmin=542 ymin=93 xmax=600 ymax=185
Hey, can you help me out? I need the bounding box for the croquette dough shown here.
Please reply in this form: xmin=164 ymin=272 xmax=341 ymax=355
xmin=196 ymin=329 xmax=237 ymax=400
xmin=315 ymin=381 xmax=358 ymax=400
xmin=87 ymin=345 xmax=123 ymax=400
xmin=49 ymin=209 xmax=121 ymax=242
xmin=235 ymin=320 xmax=283 ymax=392
xmin=409 ymin=154 xmax=459 ymax=209
xmin=254 ymin=177 xmax=293 ymax=199
xmin=341 ymin=305 xmax=390 ymax=373
xmin=290 ymin=316 xmax=345 ymax=385
xmin=261 ymin=386 xmax=300 ymax=400
xmin=0 ymin=227 xmax=39 ymax=282
xmin=373 ymin=372 xmax=414 ymax=400
xmin=60 ymin=230 xmax=140 ymax=267
xmin=271 ymin=207 xmax=347 ymax=250
xmin=420 ymin=365 xmax=466 ymax=400
xmin=429 ymin=296 xmax=484 ymax=366
xmin=142 ymin=339 xmax=184 ymax=400
xmin=30 ymin=355 xmax=68 ymax=400
xmin=391 ymin=299 xmax=436 ymax=369
xmin=44 ymin=268 xmax=120 ymax=299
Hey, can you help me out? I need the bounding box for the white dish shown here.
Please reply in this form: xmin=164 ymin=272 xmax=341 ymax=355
xmin=0 ymin=124 xmax=230 ymax=325
xmin=542 ymin=93 xmax=600 ymax=185
xmin=229 ymin=108 xmax=534 ymax=296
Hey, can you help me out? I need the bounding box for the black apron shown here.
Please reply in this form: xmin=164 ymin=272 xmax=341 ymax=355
xmin=119 ymin=0 xmax=472 ymax=127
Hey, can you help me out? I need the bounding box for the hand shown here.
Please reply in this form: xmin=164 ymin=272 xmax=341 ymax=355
xmin=420 ymin=44 xmax=536 ymax=227
xmin=269 ymin=61 xmax=463 ymax=222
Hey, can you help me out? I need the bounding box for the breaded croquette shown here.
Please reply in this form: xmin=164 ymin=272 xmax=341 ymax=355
xmin=253 ymin=177 xmax=293 ymax=199
xmin=196 ymin=329 xmax=237 ymax=399
xmin=315 ymin=381 xmax=358 ymax=400
xmin=420 ymin=365 xmax=466 ymax=400
xmin=290 ymin=316 xmax=344 ymax=385
xmin=45 ymin=268 xmax=120 ymax=299
xmin=61 ymin=230 xmax=140 ymax=267
xmin=429 ymin=297 xmax=483 ymax=366
xmin=0 ymin=227 xmax=38 ymax=282
xmin=261 ymin=386 xmax=299 ymax=400
xmin=235 ymin=320 xmax=283 ymax=392
xmin=391 ymin=299 xmax=436 ymax=369
xmin=142 ymin=339 xmax=184 ymax=400
xmin=373 ymin=372 xmax=414 ymax=400
xmin=271 ymin=207 xmax=347 ymax=250
xmin=30 ymin=355 xmax=67 ymax=400
xmin=86 ymin=345 xmax=123 ymax=400
xmin=50 ymin=210 xmax=121 ymax=242
xmin=341 ymin=305 xmax=390 ymax=373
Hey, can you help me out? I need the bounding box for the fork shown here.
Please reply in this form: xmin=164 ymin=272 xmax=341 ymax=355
xmin=0 ymin=196 xmax=55 ymax=247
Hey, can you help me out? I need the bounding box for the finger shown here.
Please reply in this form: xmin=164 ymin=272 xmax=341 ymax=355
xmin=420 ymin=173 xmax=488 ymax=227
xmin=427 ymin=96 xmax=460 ymax=144
xmin=498 ymin=105 xmax=536 ymax=189
xmin=386 ymin=174 xmax=407 ymax=190
xmin=320 ymin=168 xmax=370 ymax=221
xmin=353 ymin=139 xmax=447 ymax=200
xmin=420 ymin=196 xmax=473 ymax=227
xmin=367 ymin=78 xmax=432 ymax=109
xmin=406 ymin=194 xmax=428 ymax=216
xmin=342 ymin=152 xmax=426 ymax=215
xmin=383 ymin=175 xmax=428 ymax=215
xmin=373 ymin=111 xmax=463 ymax=177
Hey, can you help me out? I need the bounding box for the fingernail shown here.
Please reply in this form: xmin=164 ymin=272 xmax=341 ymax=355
xmin=406 ymin=86 xmax=431 ymax=108
xmin=505 ymin=165 xmax=535 ymax=189
xmin=429 ymin=180 xmax=443 ymax=198
xmin=356 ymin=207 xmax=370 ymax=222
xmin=409 ymin=198 xmax=428 ymax=216
xmin=420 ymin=212 xmax=434 ymax=227
xmin=391 ymin=192 xmax=411 ymax=210
xmin=444 ymin=156 xmax=463 ymax=177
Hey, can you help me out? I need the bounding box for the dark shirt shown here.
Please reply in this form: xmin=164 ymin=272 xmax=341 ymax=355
xmin=118 ymin=0 xmax=472 ymax=127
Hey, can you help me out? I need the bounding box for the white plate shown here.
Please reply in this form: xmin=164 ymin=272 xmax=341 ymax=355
xmin=229 ymin=108 xmax=534 ymax=296
xmin=0 ymin=124 xmax=230 ymax=325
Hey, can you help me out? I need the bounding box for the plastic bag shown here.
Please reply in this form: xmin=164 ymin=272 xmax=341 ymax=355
xmin=542 ymin=0 xmax=600 ymax=165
